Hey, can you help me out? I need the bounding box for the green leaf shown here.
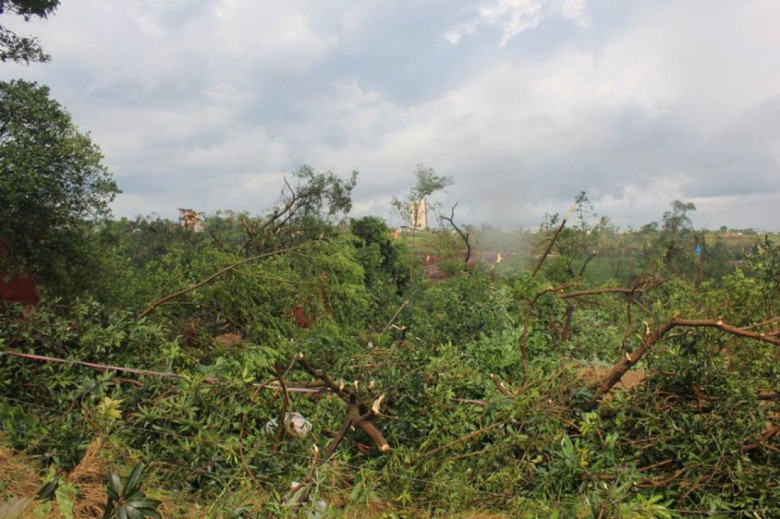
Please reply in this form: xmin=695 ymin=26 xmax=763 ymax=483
xmin=124 ymin=462 xmax=145 ymax=496
xmin=35 ymin=476 xmax=59 ymax=501
xmin=126 ymin=498 xmax=161 ymax=509
xmin=229 ymin=506 xmax=252 ymax=518
xmin=55 ymin=482 xmax=77 ymax=519
xmin=107 ymin=472 xmax=123 ymax=498
xmin=124 ymin=506 xmax=144 ymax=519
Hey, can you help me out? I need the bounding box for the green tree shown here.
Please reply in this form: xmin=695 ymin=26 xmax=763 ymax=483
xmin=662 ymin=200 xmax=695 ymax=238
xmin=230 ymin=165 xmax=358 ymax=255
xmin=661 ymin=200 xmax=696 ymax=274
xmin=536 ymin=192 xmax=613 ymax=282
xmin=350 ymin=215 xmax=408 ymax=306
xmin=0 ymin=80 xmax=119 ymax=291
xmin=391 ymin=164 xmax=452 ymax=229
xmin=0 ymin=0 xmax=59 ymax=63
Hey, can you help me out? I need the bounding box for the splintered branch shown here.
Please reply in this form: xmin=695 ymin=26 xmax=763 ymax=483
xmin=383 ymin=300 xmax=410 ymax=332
xmin=277 ymin=353 xmax=392 ymax=500
xmin=588 ymin=316 xmax=780 ymax=407
xmin=296 ymin=353 xmax=390 ymax=454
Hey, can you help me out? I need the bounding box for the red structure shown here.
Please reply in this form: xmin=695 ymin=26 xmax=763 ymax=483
xmin=0 ymin=240 xmax=38 ymax=306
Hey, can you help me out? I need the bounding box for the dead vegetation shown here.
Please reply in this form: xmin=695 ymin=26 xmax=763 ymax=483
xmin=65 ymin=439 xmax=107 ymax=518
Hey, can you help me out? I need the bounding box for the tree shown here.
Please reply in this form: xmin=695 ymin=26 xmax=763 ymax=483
xmin=662 ymin=200 xmax=695 ymax=238
xmin=661 ymin=200 xmax=696 ymax=272
xmin=0 ymin=0 xmax=59 ymax=63
xmin=536 ymin=192 xmax=612 ymax=282
xmin=230 ymin=165 xmax=358 ymax=254
xmin=350 ymin=215 xmax=407 ymax=296
xmin=0 ymin=80 xmax=119 ymax=290
xmin=390 ymin=164 xmax=452 ymax=280
xmin=391 ymin=164 xmax=452 ymax=230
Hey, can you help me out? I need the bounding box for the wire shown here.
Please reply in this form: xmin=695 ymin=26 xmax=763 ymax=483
xmin=0 ymin=349 xmax=326 ymax=394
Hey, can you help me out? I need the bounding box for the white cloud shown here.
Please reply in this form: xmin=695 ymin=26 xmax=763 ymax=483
xmin=3 ymin=0 xmax=780 ymax=229
xmin=444 ymin=30 xmax=463 ymax=44
xmin=560 ymin=0 xmax=588 ymax=27
xmin=447 ymin=0 xmax=589 ymax=46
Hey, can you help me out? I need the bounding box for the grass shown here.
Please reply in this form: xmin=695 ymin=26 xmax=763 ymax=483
xmin=0 ymin=436 xmax=523 ymax=518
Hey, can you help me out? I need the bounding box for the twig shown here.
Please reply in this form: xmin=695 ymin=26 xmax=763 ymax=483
xmin=285 ymin=445 xmax=322 ymax=503
xmin=138 ymin=244 xmax=308 ymax=319
xmin=741 ymin=315 xmax=780 ymax=331
xmin=490 ymin=374 xmax=512 ymax=396
xmin=531 ymin=201 xmax=578 ymax=278
xmin=741 ymin=424 xmax=780 ymax=452
xmin=413 ymin=422 xmax=505 ymax=463
xmin=439 ymin=202 xmax=471 ymax=266
xmin=638 ymin=459 xmax=674 ymax=472
xmin=450 ymin=397 xmax=487 ymax=406
xmin=272 ymin=356 xmax=300 ymax=452
xmin=383 ymin=300 xmax=410 ymax=332
xmin=559 ymin=287 xmax=645 ymax=299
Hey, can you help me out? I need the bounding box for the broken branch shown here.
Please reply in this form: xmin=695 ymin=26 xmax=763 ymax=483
xmin=587 ymin=316 xmax=780 ymax=407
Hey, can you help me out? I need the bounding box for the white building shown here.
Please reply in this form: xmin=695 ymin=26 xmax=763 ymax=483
xmin=410 ymin=199 xmax=427 ymax=230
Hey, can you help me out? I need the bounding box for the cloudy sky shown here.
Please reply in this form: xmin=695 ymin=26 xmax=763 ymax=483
xmin=3 ymin=0 xmax=780 ymax=230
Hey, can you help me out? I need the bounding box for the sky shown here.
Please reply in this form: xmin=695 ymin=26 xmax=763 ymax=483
xmin=3 ymin=0 xmax=780 ymax=231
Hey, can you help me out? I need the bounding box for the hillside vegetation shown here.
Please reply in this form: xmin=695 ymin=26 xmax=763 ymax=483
xmin=2 ymin=174 xmax=780 ymax=518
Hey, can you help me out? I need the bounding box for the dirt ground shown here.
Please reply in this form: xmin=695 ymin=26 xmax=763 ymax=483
xmin=577 ymin=364 xmax=646 ymax=392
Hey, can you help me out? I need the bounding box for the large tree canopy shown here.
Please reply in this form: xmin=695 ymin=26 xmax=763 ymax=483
xmin=0 ymin=0 xmax=59 ymax=63
xmin=0 ymin=79 xmax=119 ymax=285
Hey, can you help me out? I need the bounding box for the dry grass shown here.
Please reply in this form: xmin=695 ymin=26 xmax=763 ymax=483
xmin=334 ymin=504 xmax=514 ymax=518
xmin=1 ymin=437 xmax=520 ymax=518
xmin=0 ymin=436 xmax=109 ymax=518
xmin=66 ymin=438 xmax=108 ymax=518
xmin=0 ymin=438 xmax=44 ymax=500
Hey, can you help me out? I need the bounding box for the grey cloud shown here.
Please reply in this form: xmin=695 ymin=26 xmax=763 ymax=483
xmin=2 ymin=0 xmax=780 ymax=230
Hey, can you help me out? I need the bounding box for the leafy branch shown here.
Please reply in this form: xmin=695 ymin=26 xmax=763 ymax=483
xmin=588 ymin=316 xmax=780 ymax=407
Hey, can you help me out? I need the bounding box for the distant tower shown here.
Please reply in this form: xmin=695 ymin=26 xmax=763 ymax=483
xmin=179 ymin=208 xmax=203 ymax=232
xmin=410 ymin=198 xmax=427 ymax=230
